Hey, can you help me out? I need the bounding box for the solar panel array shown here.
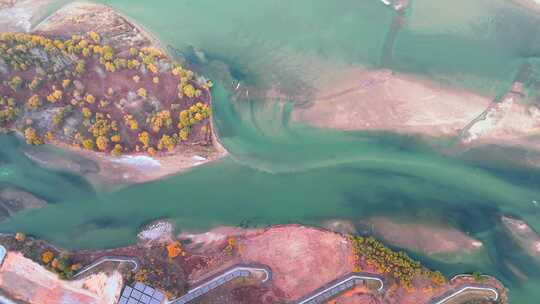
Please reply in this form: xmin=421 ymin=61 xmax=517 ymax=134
xmin=171 ymin=270 xmax=250 ymax=304
xmin=118 ymin=282 xmax=165 ymax=304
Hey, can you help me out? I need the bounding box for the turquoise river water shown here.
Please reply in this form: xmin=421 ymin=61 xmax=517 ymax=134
xmin=1 ymin=0 xmax=540 ymax=302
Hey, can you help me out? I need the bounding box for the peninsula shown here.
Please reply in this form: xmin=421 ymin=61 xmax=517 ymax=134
xmin=0 ymin=224 xmax=508 ymax=304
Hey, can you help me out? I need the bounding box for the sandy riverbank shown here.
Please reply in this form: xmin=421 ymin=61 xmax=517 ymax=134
xmin=292 ymin=67 xmax=540 ymax=156
xmin=364 ymin=217 xmax=485 ymax=263
xmin=19 ymin=129 xmax=225 ymax=187
xmin=50 ymin=138 xmax=226 ymax=186
xmin=292 ymin=68 xmax=492 ymax=138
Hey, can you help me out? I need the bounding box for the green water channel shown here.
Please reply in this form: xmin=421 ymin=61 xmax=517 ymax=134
xmin=1 ymin=0 xmax=540 ymax=302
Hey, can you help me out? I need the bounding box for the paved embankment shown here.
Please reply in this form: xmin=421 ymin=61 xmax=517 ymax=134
xmin=73 ymin=256 xmax=139 ymax=279
xmin=296 ymin=273 xmax=385 ymax=304
xmin=430 ymin=285 xmax=499 ymax=304
xmin=168 ymin=265 xmax=271 ymax=304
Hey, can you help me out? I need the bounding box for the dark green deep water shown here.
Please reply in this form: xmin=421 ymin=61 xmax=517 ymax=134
xmin=1 ymin=0 xmax=540 ymax=302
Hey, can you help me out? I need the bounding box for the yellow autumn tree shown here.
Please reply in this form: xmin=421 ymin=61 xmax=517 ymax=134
xmin=85 ymin=94 xmax=95 ymax=104
xmin=82 ymin=47 xmax=91 ymax=57
xmin=62 ymin=79 xmax=71 ymax=88
xmin=150 ymin=110 xmax=172 ymax=133
xmin=45 ymin=131 xmax=54 ymax=142
xmin=111 ymin=144 xmax=123 ymax=156
xmin=82 ymin=138 xmax=94 ymax=150
xmin=166 ymin=242 xmax=185 ymax=258
xmin=88 ymin=31 xmax=100 ymax=43
xmin=26 ymin=95 xmax=41 ymax=110
xmin=138 ymin=131 xmax=150 ymax=148
xmin=182 ymin=84 xmax=196 ymax=98
xmin=147 ymin=63 xmax=158 ymax=74
xmin=104 ymin=61 xmax=116 ymax=72
xmin=137 ymin=88 xmax=147 ymax=98
xmin=124 ymin=115 xmax=139 ymax=130
xmin=158 ymin=134 xmax=175 ymax=151
xmin=82 ymin=107 xmax=92 ymax=119
xmin=179 ymin=128 xmax=189 ymax=141
xmin=171 ymin=66 xmax=182 ymax=76
xmin=46 ymin=89 xmax=63 ymax=103
xmin=96 ymin=136 xmax=108 ymax=151
xmin=24 ymin=127 xmax=43 ymax=145
xmin=75 ymin=60 xmax=86 ymax=74
xmin=178 ymin=110 xmax=190 ymax=128
xmin=42 ymin=251 xmax=54 ymax=264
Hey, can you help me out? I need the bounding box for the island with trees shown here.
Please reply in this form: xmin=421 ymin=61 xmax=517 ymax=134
xmin=0 ymin=2 xmax=226 ymax=184
xmin=1 ymin=31 xmax=212 ymax=154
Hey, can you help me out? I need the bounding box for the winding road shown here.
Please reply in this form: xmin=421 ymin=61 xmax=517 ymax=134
xmin=167 ymin=265 xmax=385 ymax=304
xmin=72 ymin=256 xmax=139 ymax=279
xmin=91 ymin=258 xmax=495 ymax=304
xmin=430 ymin=285 xmax=499 ymax=304
xmin=168 ymin=265 xmax=271 ymax=304
xmin=296 ymin=273 xmax=385 ymax=304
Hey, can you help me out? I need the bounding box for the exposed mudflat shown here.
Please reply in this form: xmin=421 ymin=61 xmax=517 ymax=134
xmin=292 ymin=68 xmax=491 ymax=138
xmin=365 ymin=216 xmax=484 ymax=259
xmin=0 ymin=186 xmax=47 ymax=222
xmin=293 ymin=67 xmax=540 ymax=164
xmin=502 ymin=216 xmax=540 ymax=264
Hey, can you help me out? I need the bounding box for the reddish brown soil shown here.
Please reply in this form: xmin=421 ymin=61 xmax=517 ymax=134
xmin=179 ymin=225 xmax=507 ymax=304
xmin=237 ymin=225 xmax=354 ymax=300
xmin=0 ymin=225 xmax=508 ymax=304
xmin=0 ymin=36 xmax=212 ymax=153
